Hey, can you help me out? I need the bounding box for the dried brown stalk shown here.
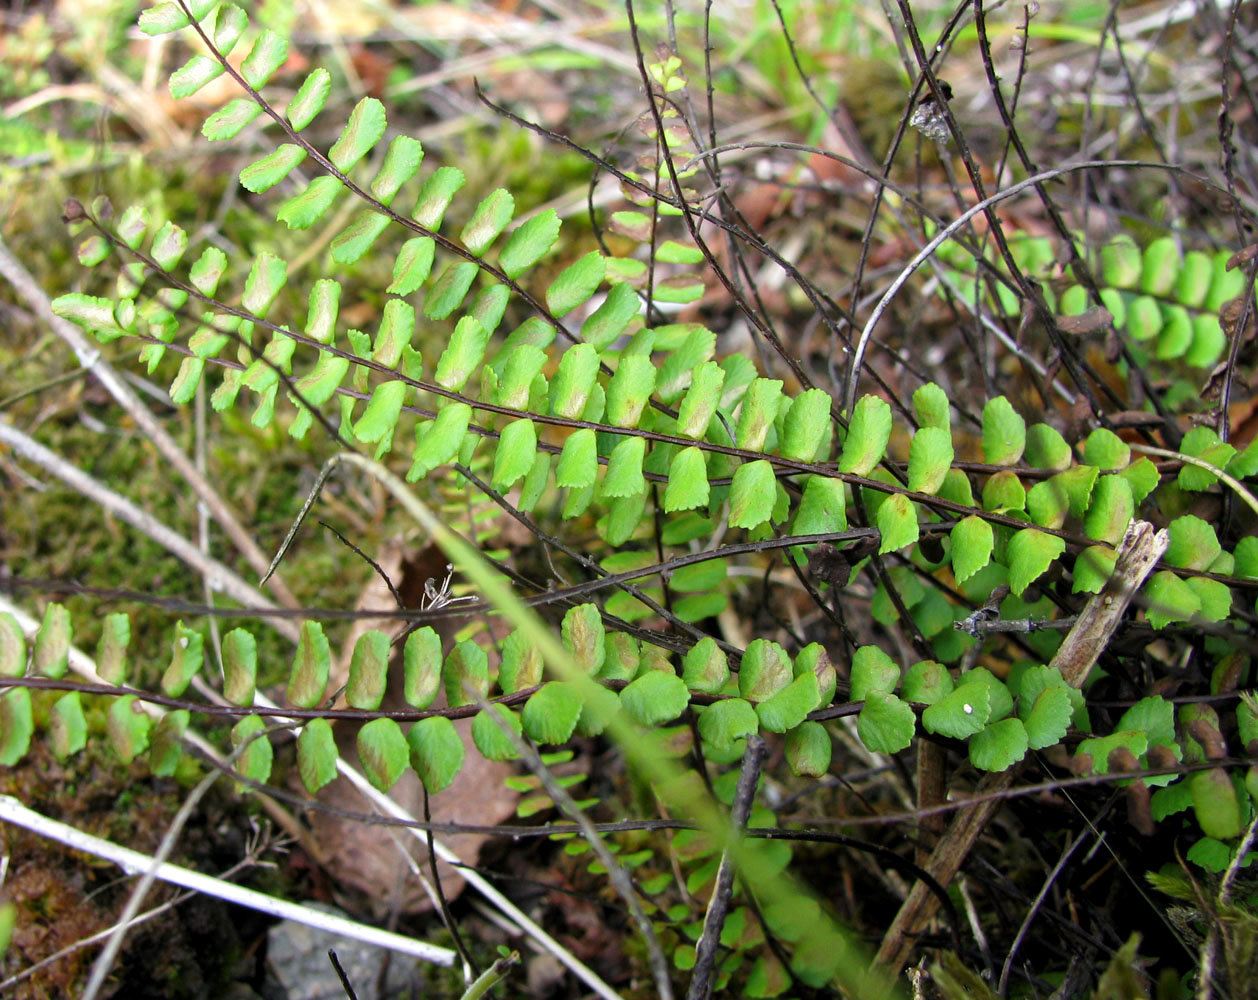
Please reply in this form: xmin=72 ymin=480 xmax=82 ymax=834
xmin=875 ymin=520 xmax=1169 ymax=974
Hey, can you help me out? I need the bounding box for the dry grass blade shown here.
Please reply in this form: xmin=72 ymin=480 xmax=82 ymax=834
xmin=0 ymin=236 xmax=300 ymax=611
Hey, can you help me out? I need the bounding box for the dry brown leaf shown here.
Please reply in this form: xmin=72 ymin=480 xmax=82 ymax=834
xmin=302 ymin=540 xmax=519 ymax=917
xmin=307 ymin=709 xmax=518 ymax=917
xmin=1227 ymin=243 xmax=1258 ymax=271
xmin=1230 ymin=394 xmax=1258 ymax=449
xmin=1057 ymin=306 xmax=1113 ymax=337
xmin=330 ymin=535 xmax=409 ymax=702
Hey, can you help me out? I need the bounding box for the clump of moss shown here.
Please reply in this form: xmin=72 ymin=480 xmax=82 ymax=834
xmin=0 ymin=739 xmax=270 ymax=999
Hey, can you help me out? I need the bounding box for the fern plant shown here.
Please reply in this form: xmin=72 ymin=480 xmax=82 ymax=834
xmin=5 ymin=0 xmax=1258 ymax=993
xmin=936 ymin=230 xmax=1248 ymax=371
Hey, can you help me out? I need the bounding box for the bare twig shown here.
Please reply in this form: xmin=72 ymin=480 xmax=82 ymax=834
xmin=328 ymin=949 xmax=360 ymax=1000
xmin=915 ymin=741 xmax=947 ymax=869
xmin=876 ymin=521 xmax=1168 ymax=973
xmin=1049 ymin=520 xmax=1169 ymax=689
xmin=687 ymin=735 xmax=768 ymax=1000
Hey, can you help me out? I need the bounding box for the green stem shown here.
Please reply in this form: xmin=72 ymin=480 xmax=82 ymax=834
xmin=1128 ymin=443 xmax=1258 ymax=519
xmin=459 ymin=951 xmax=520 ymax=1000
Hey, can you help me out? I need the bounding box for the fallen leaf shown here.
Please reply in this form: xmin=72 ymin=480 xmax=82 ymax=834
xmin=301 ymin=540 xmax=519 ymax=916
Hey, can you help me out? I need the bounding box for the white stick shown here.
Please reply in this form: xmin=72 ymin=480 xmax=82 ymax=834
xmin=0 ymin=795 xmax=456 ymax=967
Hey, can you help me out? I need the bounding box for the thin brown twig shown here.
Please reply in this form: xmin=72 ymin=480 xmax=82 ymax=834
xmin=686 ymin=735 xmax=767 ymax=1000
xmin=328 ymin=950 xmax=360 ymax=1000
